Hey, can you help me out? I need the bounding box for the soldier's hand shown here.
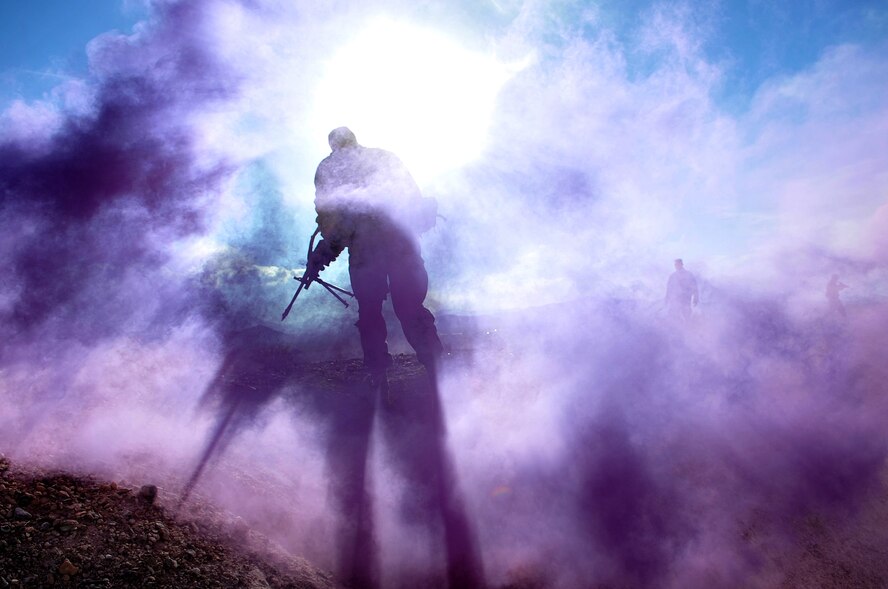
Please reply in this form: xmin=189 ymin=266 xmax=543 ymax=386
xmin=305 ymin=239 xmax=338 ymax=282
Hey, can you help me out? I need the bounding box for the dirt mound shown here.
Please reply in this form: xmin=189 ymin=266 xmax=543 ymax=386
xmin=0 ymin=454 xmax=332 ymax=589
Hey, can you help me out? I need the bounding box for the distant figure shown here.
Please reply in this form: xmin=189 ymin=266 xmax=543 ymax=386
xmin=825 ymin=274 xmax=848 ymax=318
xmin=309 ymin=127 xmax=443 ymax=387
xmin=665 ymin=258 xmax=698 ymax=320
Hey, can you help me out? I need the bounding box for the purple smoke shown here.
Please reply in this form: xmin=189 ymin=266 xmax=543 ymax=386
xmin=0 ymin=1 xmax=240 ymax=347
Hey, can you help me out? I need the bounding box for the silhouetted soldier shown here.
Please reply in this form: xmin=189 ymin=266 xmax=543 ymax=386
xmin=665 ymin=258 xmax=698 ymax=320
xmin=308 ymin=128 xmax=484 ymax=589
xmin=308 ymin=127 xmax=443 ymax=389
xmin=826 ymin=274 xmax=848 ymax=318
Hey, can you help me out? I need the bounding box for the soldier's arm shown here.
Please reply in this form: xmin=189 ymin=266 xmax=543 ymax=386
xmin=313 ymin=165 xmax=350 ymax=256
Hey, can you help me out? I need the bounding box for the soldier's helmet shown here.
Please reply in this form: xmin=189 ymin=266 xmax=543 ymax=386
xmin=328 ymin=127 xmax=358 ymax=151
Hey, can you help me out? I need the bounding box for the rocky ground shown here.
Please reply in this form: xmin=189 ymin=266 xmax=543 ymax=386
xmin=3 ymin=349 xmax=888 ymax=589
xmin=0 ymin=454 xmax=332 ymax=589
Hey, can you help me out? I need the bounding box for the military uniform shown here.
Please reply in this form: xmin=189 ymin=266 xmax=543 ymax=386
xmin=312 ymin=131 xmax=442 ymax=374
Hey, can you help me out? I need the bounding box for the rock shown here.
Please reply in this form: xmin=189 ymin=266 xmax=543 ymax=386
xmin=245 ymin=567 xmax=272 ymax=589
xmin=154 ymin=522 xmax=168 ymax=540
xmin=138 ymin=485 xmax=158 ymax=505
xmin=58 ymin=559 xmax=79 ymax=576
xmin=0 ymin=457 xmax=334 ymax=589
xmin=13 ymin=492 xmax=33 ymax=507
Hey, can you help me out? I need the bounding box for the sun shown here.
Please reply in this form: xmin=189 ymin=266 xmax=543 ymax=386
xmin=312 ymin=18 xmax=520 ymax=182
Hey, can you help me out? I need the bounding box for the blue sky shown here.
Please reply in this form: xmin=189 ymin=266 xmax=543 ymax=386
xmin=2 ymin=1 xmax=886 ymax=112
xmin=541 ymin=0 xmax=888 ymax=111
xmin=0 ymin=0 xmax=146 ymax=106
xmin=686 ymin=0 xmax=887 ymax=110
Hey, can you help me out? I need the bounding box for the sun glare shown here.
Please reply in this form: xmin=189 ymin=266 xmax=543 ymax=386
xmin=312 ymin=18 xmax=519 ymax=182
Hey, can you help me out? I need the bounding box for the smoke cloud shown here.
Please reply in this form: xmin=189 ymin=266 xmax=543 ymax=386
xmin=2 ymin=0 xmax=887 ymax=587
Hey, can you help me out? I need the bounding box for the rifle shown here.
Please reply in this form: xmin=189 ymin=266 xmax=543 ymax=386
xmin=281 ymin=227 xmax=355 ymax=321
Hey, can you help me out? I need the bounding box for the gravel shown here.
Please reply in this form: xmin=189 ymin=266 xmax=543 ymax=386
xmin=0 ymin=454 xmax=332 ymax=589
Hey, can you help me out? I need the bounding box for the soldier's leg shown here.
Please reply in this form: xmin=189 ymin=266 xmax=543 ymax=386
xmin=388 ymin=252 xmax=443 ymax=368
xmin=349 ymin=260 xmax=392 ymax=374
